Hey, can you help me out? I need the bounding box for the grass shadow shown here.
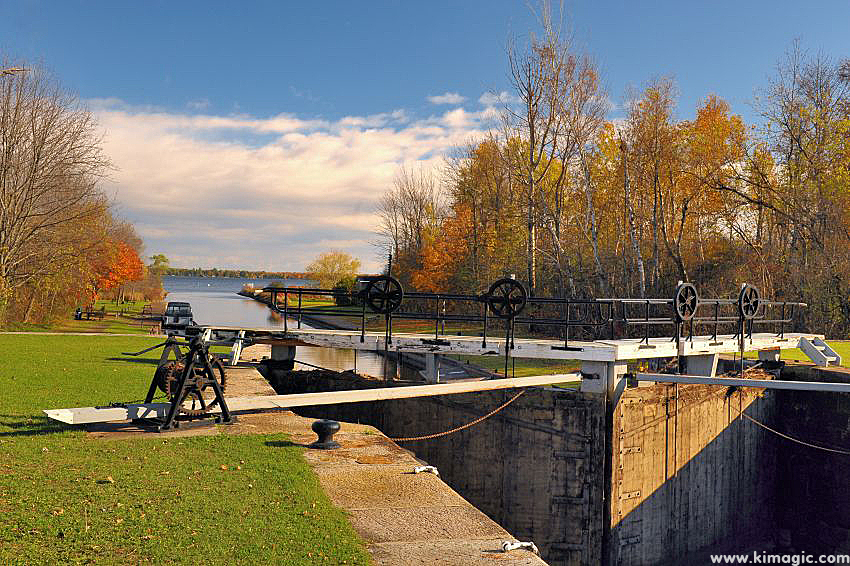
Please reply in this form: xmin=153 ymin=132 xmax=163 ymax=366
xmin=0 ymin=414 xmax=74 ymax=437
xmin=106 ymin=357 xmax=160 ymax=365
xmin=265 ymin=439 xmax=305 ymax=448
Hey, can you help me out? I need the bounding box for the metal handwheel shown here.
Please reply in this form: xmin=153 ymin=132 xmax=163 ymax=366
xmin=738 ymin=284 xmax=761 ymax=320
xmin=365 ymin=276 xmax=404 ymax=315
xmin=486 ymin=278 xmax=528 ymax=319
xmin=674 ymin=282 xmax=699 ymax=322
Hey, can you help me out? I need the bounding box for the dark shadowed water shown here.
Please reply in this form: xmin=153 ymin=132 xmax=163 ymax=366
xmin=162 ymin=275 xmax=400 ymax=377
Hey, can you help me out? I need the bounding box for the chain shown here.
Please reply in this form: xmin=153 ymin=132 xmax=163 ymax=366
xmin=738 ymin=406 xmax=850 ymax=455
xmin=389 ymin=389 xmax=526 ymax=443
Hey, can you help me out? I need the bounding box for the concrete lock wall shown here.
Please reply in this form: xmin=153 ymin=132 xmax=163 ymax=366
xmin=609 ymin=382 xmax=778 ymax=564
xmin=265 ymin=366 xmax=783 ymax=565
xmin=774 ymin=365 xmax=850 ymax=553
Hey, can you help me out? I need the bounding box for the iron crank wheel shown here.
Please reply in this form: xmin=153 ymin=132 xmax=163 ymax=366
xmin=157 ymin=356 xmax=227 ymax=416
xmin=738 ymin=284 xmax=761 ymax=320
xmin=486 ymin=278 xmax=528 ymax=319
xmin=674 ymin=282 xmax=699 ymax=322
xmin=365 ymin=276 xmax=404 ymax=315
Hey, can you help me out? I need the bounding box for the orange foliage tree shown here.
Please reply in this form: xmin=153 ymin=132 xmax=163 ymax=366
xmin=92 ymin=241 xmax=144 ymax=302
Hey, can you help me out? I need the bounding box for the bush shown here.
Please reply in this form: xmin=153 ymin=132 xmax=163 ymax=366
xmin=332 ymin=276 xmax=358 ymax=307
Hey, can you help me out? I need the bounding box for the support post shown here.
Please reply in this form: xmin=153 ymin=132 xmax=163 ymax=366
xmin=758 ymin=348 xmax=780 ymax=363
xmin=158 ymin=338 xmax=182 ymax=368
xmin=270 ymin=345 xmax=296 ymax=371
xmin=580 ymin=361 xmax=628 ymax=395
xmin=682 ymin=353 xmax=719 ymax=377
xmin=423 ymin=353 xmax=440 ymax=384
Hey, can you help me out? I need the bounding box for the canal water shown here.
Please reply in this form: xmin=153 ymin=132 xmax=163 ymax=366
xmin=162 ymin=275 xmax=402 ymax=378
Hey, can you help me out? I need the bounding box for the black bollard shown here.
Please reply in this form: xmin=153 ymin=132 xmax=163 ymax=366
xmin=309 ymin=419 xmax=341 ymax=449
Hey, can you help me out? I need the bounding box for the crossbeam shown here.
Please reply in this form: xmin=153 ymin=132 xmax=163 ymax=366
xmin=44 ymin=373 xmax=581 ymax=425
xmin=634 ymin=372 xmax=850 ymax=392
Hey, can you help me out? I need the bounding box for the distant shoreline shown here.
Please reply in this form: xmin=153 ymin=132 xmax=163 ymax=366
xmin=164 ymin=271 xmax=310 ymax=279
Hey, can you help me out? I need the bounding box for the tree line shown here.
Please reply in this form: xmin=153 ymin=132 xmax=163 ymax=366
xmin=164 ymin=266 xmax=311 ymax=280
xmin=0 ymin=62 xmax=158 ymax=324
xmin=378 ymin=27 xmax=850 ymax=336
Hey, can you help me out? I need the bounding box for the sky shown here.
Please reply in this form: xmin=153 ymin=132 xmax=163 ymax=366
xmin=3 ymin=1 xmax=849 ymax=271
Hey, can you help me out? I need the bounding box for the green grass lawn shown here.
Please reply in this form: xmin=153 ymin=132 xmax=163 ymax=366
xmin=0 ymin=335 xmax=372 ymax=565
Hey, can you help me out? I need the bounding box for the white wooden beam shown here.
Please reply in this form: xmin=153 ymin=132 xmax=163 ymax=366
xmin=44 ymin=373 xmax=582 ymax=425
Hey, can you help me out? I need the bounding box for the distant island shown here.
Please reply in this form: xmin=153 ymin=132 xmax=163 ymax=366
xmin=165 ymin=267 xmax=309 ymax=279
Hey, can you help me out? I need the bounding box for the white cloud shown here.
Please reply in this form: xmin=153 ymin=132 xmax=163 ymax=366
xmin=478 ymin=91 xmax=516 ymax=106
xmin=187 ymin=98 xmax=211 ymax=111
xmin=427 ymin=92 xmax=466 ymax=105
xmin=94 ymin=100 xmax=496 ymax=271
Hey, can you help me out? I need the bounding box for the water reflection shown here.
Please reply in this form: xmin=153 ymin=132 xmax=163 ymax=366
xmin=163 ymin=276 xmax=406 ymax=379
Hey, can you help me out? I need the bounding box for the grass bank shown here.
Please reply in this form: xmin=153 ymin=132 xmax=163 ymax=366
xmin=0 ymin=334 xmax=371 ymax=565
xmin=3 ymin=299 xmax=158 ymax=335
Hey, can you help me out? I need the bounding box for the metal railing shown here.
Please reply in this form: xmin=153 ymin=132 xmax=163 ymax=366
xmin=259 ymin=278 xmax=805 ymax=349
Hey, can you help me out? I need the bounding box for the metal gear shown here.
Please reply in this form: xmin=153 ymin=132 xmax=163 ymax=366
xmin=160 ymin=356 xmax=227 ymax=416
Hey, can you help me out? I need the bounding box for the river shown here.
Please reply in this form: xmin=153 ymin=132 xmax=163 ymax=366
xmin=162 ymin=275 xmax=402 ymax=378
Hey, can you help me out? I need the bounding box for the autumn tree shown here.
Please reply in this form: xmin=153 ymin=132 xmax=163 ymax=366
xmin=0 ymin=60 xmax=111 ymax=323
xmin=732 ymin=46 xmax=850 ymax=333
xmin=375 ymin=166 xmax=442 ymax=285
xmin=306 ymin=251 xmax=362 ymax=289
xmin=148 ymin=254 xmax=170 ymax=277
xmin=93 ymin=241 xmax=144 ymax=302
xmin=374 ymin=40 xmax=850 ymax=339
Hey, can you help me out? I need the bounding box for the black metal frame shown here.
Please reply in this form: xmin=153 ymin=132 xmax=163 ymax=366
xmin=261 ymin=278 xmax=806 ymax=376
xmin=136 ymin=337 xmax=234 ymax=431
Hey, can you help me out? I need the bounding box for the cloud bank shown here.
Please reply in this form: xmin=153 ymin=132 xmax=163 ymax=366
xmin=94 ymin=97 xmax=500 ymax=271
xmin=427 ymin=92 xmax=466 ymax=105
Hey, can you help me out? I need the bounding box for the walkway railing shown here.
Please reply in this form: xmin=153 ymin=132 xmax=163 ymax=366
xmin=261 ymin=278 xmax=805 ymax=354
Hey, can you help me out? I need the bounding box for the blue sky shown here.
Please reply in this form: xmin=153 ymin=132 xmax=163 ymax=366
xmin=3 ymin=1 xmax=848 ymax=270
